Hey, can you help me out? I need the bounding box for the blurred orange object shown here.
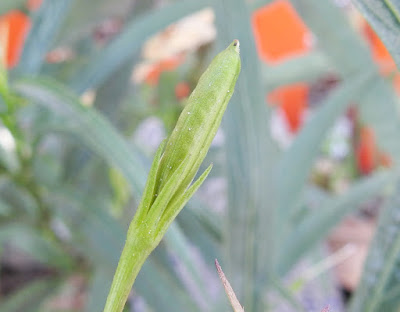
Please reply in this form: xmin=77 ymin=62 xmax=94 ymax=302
xmin=27 ymin=0 xmax=43 ymax=11
xmin=0 ymin=11 xmax=31 ymax=68
xmin=252 ymin=0 xmax=312 ymax=62
xmin=268 ymin=83 xmax=308 ymax=133
xmin=362 ymin=22 xmax=396 ymax=74
xmin=175 ymin=82 xmax=190 ymax=100
xmin=378 ymin=152 xmax=392 ymax=168
xmin=145 ymin=56 xmax=184 ymax=86
xmin=355 ymin=126 xmax=376 ymax=175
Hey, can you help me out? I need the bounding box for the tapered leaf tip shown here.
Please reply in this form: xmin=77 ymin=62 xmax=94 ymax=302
xmin=215 ymin=258 xmax=245 ymax=312
xmin=232 ymin=39 xmax=240 ymax=53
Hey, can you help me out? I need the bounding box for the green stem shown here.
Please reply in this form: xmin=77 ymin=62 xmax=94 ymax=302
xmin=384 ymin=0 xmax=400 ymax=25
xmin=103 ymin=221 xmax=154 ymax=312
xmin=364 ymin=232 xmax=400 ymax=312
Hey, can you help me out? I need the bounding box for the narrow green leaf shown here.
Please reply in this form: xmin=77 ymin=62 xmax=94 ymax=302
xmin=55 ymin=0 xmax=151 ymax=45
xmin=14 ymin=77 xmax=147 ymax=197
xmin=14 ymin=78 xmax=214 ymax=311
xmin=279 ymin=171 xmax=392 ymax=275
xmin=158 ymin=164 xmax=212 ymax=236
xmin=262 ymin=52 xmax=333 ymax=90
xmin=50 ymin=189 xmax=201 ymax=312
xmin=176 ymin=202 xmax=221 ymax=264
xmin=86 ymin=270 xmax=115 ymax=312
xmin=357 ymin=76 xmax=400 ymax=162
xmin=92 ymin=56 xmax=136 ymax=128
xmin=163 ymin=223 xmax=213 ymax=311
xmin=105 ymin=40 xmax=240 ymax=311
xmin=291 ymin=0 xmax=371 ymax=76
xmin=69 ymin=0 xmax=210 ymax=93
xmin=15 ymin=79 xmax=219 ymax=312
xmin=134 ymin=140 xmax=165 ymax=223
xmin=146 ymin=152 xmax=194 ymax=229
xmin=137 ymin=255 xmax=201 ymax=312
xmin=352 ymin=0 xmax=400 ymax=69
xmin=16 ymin=0 xmax=71 ymax=75
xmin=215 ymin=1 xmax=278 ymax=310
xmin=350 ymin=177 xmax=400 ymax=312
xmin=277 ymin=73 xmax=372 ymax=223
xmin=293 ymin=0 xmax=400 ymax=162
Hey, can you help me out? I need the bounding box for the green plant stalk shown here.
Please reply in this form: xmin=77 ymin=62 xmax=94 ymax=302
xmin=364 ymin=233 xmax=400 ymax=312
xmin=103 ymin=222 xmax=154 ymax=311
xmin=104 ymin=40 xmax=241 ymax=312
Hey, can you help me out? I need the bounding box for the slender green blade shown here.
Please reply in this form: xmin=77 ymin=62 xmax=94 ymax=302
xmin=55 ymin=0 xmax=141 ymax=44
xmin=279 ymin=171 xmax=392 ymax=275
xmin=16 ymin=0 xmax=71 ymax=75
xmin=293 ymin=0 xmax=400 ymax=162
xmin=262 ymin=52 xmax=332 ymax=90
xmin=51 ymin=189 xmax=201 ymax=312
xmin=357 ymin=76 xmax=400 ymax=161
xmin=14 ymin=77 xmax=147 ymax=196
xmin=68 ymin=0 xmax=210 ymax=93
xmin=276 ymin=73 xmax=372 ymax=223
xmin=291 ymin=0 xmax=371 ymax=75
xmin=86 ymin=269 xmax=114 ymax=312
xmin=350 ymin=176 xmax=400 ymax=312
xmin=92 ymin=56 xmax=136 ymax=128
xmin=215 ymin=1 xmax=278 ymax=310
xmin=352 ymin=0 xmax=400 ymax=69
xmin=14 ymin=77 xmax=215 ymax=308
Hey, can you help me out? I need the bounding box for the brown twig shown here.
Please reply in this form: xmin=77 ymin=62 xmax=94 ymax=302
xmin=215 ymin=259 xmax=245 ymax=312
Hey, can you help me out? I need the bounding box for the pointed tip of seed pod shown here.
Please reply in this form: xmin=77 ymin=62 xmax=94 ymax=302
xmin=232 ymin=39 xmax=240 ymax=53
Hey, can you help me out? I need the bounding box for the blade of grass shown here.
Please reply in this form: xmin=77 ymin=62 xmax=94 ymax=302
xmin=14 ymin=77 xmax=147 ymax=196
xmin=164 ymin=225 xmax=213 ymax=311
xmin=51 ymin=188 xmax=201 ymax=312
xmin=291 ymin=0 xmax=371 ymax=76
xmin=276 ymin=73 xmax=373 ymax=227
xmin=357 ymin=76 xmax=400 ymax=161
xmin=14 ymin=77 xmax=214 ymax=309
xmin=55 ymin=0 xmax=142 ymax=45
xmin=16 ymin=0 xmax=71 ymax=75
xmin=350 ymin=176 xmax=400 ymax=312
xmin=215 ymin=1 xmax=278 ymax=310
xmin=352 ymin=0 xmax=400 ymax=69
xmin=278 ymin=170 xmax=392 ymax=275
xmin=68 ymin=0 xmax=210 ymax=94
xmin=292 ymin=0 xmax=400 ymax=162
xmin=262 ymin=51 xmax=333 ymax=90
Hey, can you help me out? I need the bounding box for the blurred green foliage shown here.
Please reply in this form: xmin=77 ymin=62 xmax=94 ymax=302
xmin=0 ymin=0 xmax=400 ymax=311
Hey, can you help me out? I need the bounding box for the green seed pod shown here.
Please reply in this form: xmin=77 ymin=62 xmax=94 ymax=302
xmin=154 ymin=39 xmax=241 ymax=199
xmin=104 ymin=40 xmax=241 ymax=312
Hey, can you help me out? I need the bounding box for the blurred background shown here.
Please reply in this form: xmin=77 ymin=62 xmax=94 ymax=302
xmin=0 ymin=0 xmax=399 ymax=311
